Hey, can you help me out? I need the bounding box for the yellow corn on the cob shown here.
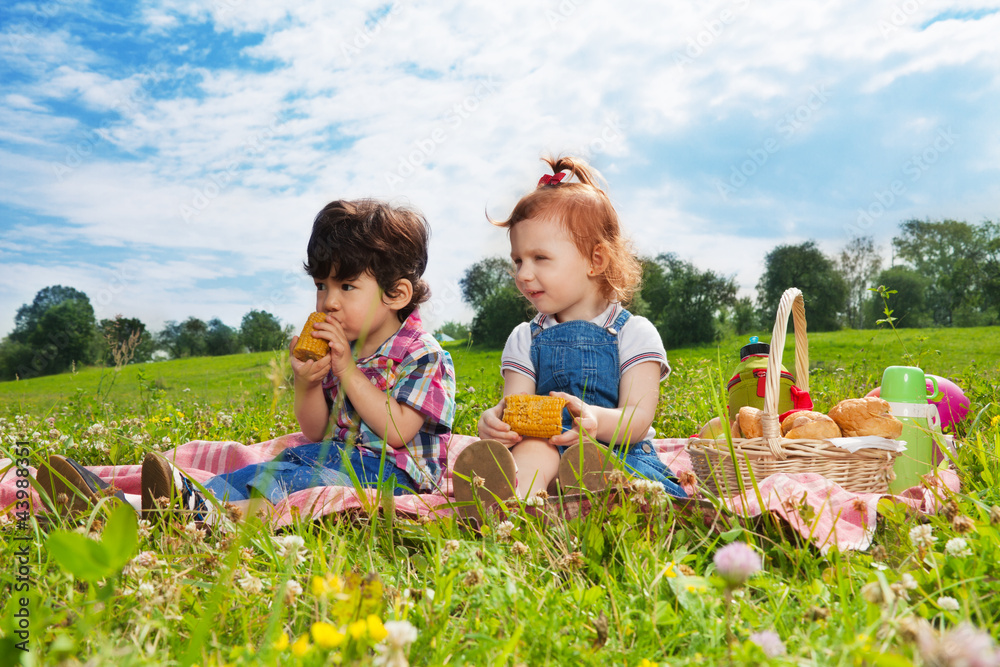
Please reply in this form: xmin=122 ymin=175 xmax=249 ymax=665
xmin=292 ymin=312 xmax=330 ymax=362
xmin=502 ymin=394 xmax=567 ymax=438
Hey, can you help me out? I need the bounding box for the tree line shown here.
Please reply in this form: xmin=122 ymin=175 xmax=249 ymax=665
xmin=0 ymin=285 xmax=292 ymax=380
xmin=3 ymin=218 xmax=996 ymax=381
xmin=451 ymin=218 xmax=1000 ymax=348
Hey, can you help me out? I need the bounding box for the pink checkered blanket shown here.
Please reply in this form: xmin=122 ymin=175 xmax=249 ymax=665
xmin=1 ymin=434 xmax=957 ymax=552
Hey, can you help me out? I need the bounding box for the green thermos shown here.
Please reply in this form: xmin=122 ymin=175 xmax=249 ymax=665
xmin=726 ymin=336 xmax=812 ymax=422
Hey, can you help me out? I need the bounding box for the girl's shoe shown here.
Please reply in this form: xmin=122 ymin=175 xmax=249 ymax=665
xmin=36 ymin=455 xmax=126 ymax=512
xmin=452 ymin=439 xmax=516 ymax=526
xmin=141 ymin=452 xmax=210 ymax=522
xmin=558 ymin=442 xmax=613 ymax=494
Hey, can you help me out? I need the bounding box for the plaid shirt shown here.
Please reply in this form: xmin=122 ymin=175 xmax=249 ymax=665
xmin=322 ymin=311 xmax=455 ymax=492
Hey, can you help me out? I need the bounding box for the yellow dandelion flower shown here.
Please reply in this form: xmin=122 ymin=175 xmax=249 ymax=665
xmin=291 ymin=634 xmax=310 ymax=657
xmin=662 ymin=562 xmax=677 ymax=579
xmin=639 ymin=660 xmax=657 ymax=667
xmin=311 ymin=622 xmax=345 ymax=649
xmin=273 ymin=632 xmax=289 ymax=651
xmin=367 ymin=615 xmax=388 ymax=642
xmin=176 ymin=411 xmax=185 ymax=420
xmin=348 ymin=619 xmax=367 ymax=640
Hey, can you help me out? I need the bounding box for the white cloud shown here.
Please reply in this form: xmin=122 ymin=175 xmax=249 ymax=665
xmin=1 ymin=0 xmax=999 ymax=338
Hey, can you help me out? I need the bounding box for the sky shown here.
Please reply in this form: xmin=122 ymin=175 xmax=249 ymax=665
xmin=1 ymin=0 xmax=998 ymax=340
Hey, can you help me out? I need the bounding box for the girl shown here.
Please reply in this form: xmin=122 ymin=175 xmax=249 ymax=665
xmin=454 ymin=156 xmax=685 ymax=517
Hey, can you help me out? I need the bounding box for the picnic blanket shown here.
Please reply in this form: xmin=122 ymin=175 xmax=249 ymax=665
xmin=1 ymin=434 xmax=958 ymax=552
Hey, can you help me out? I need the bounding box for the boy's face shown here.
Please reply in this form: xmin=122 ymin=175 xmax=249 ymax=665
xmin=314 ymin=270 xmax=399 ymax=346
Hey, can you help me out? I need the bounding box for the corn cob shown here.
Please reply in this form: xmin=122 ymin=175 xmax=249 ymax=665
xmin=292 ymin=312 xmax=330 ymax=362
xmin=502 ymin=394 xmax=567 ymax=438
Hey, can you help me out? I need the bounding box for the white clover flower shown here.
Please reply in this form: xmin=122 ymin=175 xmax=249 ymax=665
xmin=713 ymin=542 xmax=762 ymax=588
xmin=749 ymin=630 xmax=787 ymax=658
xmin=909 ymin=524 xmax=936 ymax=551
xmin=384 ymin=620 xmax=418 ymax=647
xmin=525 ymin=495 xmax=544 ymax=508
xmin=238 ymin=573 xmax=264 ymax=595
xmin=137 ymin=582 xmax=156 ymax=598
xmin=275 ymin=535 xmax=307 ymax=565
xmin=495 ymin=521 xmax=515 ymax=541
xmin=131 ymin=551 xmax=160 ymax=569
xmin=284 ymin=579 xmax=303 ymax=604
xmin=375 ymin=620 xmax=419 ymax=667
xmin=945 ymin=537 xmax=972 ymax=558
xmin=937 ymin=596 xmax=960 ymax=612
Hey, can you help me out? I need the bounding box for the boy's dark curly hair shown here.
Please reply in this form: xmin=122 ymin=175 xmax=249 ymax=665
xmin=303 ymin=199 xmax=431 ymax=322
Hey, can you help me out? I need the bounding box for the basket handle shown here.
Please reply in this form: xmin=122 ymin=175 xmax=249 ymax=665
xmin=761 ymin=287 xmax=810 ymax=459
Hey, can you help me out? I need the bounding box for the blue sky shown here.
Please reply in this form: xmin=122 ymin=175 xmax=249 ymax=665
xmin=1 ymin=0 xmax=998 ymax=339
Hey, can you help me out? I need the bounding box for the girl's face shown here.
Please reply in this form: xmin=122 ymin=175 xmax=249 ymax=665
xmin=509 ymin=215 xmax=608 ymax=322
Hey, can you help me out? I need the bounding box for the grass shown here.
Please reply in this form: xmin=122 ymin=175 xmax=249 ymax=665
xmin=1 ymin=327 xmax=999 ymax=665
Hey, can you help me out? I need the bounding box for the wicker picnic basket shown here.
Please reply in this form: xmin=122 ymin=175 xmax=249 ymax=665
xmin=687 ymin=287 xmax=899 ymax=496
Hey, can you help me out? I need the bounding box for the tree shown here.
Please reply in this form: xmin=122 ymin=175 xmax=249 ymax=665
xmin=435 ymin=321 xmax=470 ymax=340
xmin=205 ymin=318 xmax=240 ymax=356
xmin=756 ymin=242 xmax=846 ymax=331
xmin=892 ymin=219 xmax=989 ymax=326
xmin=865 ymin=266 xmax=931 ymax=328
xmin=10 ymin=285 xmax=91 ymax=343
xmin=980 ymin=221 xmax=1000 ymax=323
xmin=155 ymin=317 xmax=208 ymax=358
xmin=155 ymin=321 xmax=184 ymax=359
xmin=640 ymin=254 xmax=738 ymax=348
xmin=727 ymin=296 xmax=759 ymax=335
xmin=470 ymin=287 xmax=531 ymax=347
xmin=240 ymin=310 xmax=288 ymax=352
xmin=461 ymin=257 xmax=531 ymax=347
xmin=98 ymin=316 xmax=154 ymax=365
xmin=460 ymin=257 xmax=515 ymax=311
xmin=1 ymin=285 xmax=98 ymax=379
xmin=838 ymin=236 xmax=883 ymax=329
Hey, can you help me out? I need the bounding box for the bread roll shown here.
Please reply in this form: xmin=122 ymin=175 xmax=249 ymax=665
xmin=737 ymin=406 xmax=764 ymax=439
xmin=828 ymin=397 xmax=903 ymax=438
xmin=780 ymin=410 xmax=841 ymax=439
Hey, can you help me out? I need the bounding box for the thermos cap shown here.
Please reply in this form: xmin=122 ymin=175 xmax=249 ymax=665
xmin=740 ymin=340 xmax=770 ymax=359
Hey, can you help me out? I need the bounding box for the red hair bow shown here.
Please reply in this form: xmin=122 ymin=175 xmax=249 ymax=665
xmin=537 ymin=172 xmax=567 ymax=187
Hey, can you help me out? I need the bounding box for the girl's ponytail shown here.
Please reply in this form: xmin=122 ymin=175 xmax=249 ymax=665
xmin=540 ymin=155 xmax=608 ymax=193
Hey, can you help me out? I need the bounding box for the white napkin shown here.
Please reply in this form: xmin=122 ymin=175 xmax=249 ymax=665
xmin=826 ymin=437 xmax=908 ymax=454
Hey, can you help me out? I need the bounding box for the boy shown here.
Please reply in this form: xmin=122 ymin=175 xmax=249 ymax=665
xmin=40 ymin=200 xmax=456 ymax=518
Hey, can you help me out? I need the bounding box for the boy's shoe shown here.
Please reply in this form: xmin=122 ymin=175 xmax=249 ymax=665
xmin=558 ymin=442 xmax=613 ymax=494
xmin=36 ymin=455 xmax=126 ymax=513
xmin=452 ymin=439 xmax=516 ymax=527
xmin=141 ymin=452 xmax=210 ymax=522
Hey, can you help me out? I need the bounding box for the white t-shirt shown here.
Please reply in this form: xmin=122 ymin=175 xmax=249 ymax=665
xmin=500 ymin=303 xmax=670 ymax=440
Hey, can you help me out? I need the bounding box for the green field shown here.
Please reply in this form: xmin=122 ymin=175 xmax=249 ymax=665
xmin=1 ymin=327 xmax=999 ymax=665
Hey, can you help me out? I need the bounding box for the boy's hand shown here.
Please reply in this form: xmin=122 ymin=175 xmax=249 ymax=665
xmin=289 ymin=336 xmax=332 ymax=385
xmin=547 ymin=392 xmax=599 ymax=447
xmin=477 ymin=397 xmax=521 ymax=447
xmin=321 ymin=319 xmax=356 ymax=379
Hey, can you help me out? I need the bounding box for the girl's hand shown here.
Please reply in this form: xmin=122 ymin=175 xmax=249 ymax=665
xmin=548 ymin=392 xmax=599 ymax=447
xmin=289 ymin=335 xmax=332 ymax=385
xmin=477 ymin=397 xmax=522 ymax=447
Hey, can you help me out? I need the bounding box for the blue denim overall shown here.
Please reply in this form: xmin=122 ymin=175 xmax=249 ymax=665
xmin=530 ymin=308 xmax=686 ymax=497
